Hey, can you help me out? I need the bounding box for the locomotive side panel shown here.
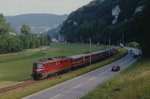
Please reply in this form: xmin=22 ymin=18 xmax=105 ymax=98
xmin=32 ymin=58 xmax=71 ymax=79
xmin=43 ymin=59 xmax=71 ymax=77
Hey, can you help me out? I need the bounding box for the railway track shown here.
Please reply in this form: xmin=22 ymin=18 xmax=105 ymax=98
xmin=0 ymin=80 xmax=36 ymax=93
xmin=0 ymin=73 xmax=63 ymax=94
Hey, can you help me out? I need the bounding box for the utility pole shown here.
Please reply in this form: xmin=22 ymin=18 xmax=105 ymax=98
xmin=88 ymin=38 xmax=92 ymax=71
xmin=81 ymin=33 xmax=83 ymax=52
xmin=109 ymin=36 xmax=111 ymax=47
xmin=41 ymin=33 xmax=46 ymax=51
xmin=122 ymin=33 xmax=124 ymax=45
xmin=90 ymin=38 xmax=92 ymax=66
xmin=105 ymin=35 xmax=106 ymax=46
xmin=109 ymin=36 xmax=111 ymax=57
xmin=46 ymin=29 xmax=49 ymax=50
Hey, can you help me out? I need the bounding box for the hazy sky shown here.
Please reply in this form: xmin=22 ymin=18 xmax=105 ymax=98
xmin=0 ymin=0 xmax=93 ymax=16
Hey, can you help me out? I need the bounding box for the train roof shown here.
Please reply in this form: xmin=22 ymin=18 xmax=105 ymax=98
xmin=69 ymin=48 xmax=112 ymax=59
xmin=35 ymin=48 xmax=112 ymax=63
xmin=35 ymin=56 xmax=70 ymax=63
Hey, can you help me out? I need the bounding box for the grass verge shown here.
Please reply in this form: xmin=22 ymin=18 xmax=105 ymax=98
xmin=0 ymin=48 xmax=128 ymax=99
xmin=80 ymin=58 xmax=150 ymax=99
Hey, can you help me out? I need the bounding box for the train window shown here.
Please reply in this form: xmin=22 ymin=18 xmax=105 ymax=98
xmin=33 ymin=63 xmax=36 ymax=68
xmin=38 ymin=64 xmax=43 ymax=68
xmin=65 ymin=60 xmax=67 ymax=63
xmin=50 ymin=64 xmax=53 ymax=66
xmin=61 ymin=61 xmax=63 ymax=64
xmin=56 ymin=62 xmax=58 ymax=65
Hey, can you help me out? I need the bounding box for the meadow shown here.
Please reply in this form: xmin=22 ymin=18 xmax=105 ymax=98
xmin=0 ymin=43 xmax=103 ymax=87
xmin=81 ymin=58 xmax=150 ymax=99
xmin=0 ymin=44 xmax=128 ymax=99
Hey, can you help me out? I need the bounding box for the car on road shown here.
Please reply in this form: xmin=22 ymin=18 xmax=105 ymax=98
xmin=111 ymin=65 xmax=120 ymax=71
xmin=132 ymin=51 xmax=140 ymax=58
xmin=129 ymin=50 xmax=133 ymax=54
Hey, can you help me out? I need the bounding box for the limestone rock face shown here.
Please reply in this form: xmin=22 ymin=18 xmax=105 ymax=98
xmin=135 ymin=6 xmax=144 ymax=13
xmin=112 ymin=5 xmax=121 ymax=24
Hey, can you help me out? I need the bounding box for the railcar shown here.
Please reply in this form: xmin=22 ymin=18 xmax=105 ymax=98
xmin=32 ymin=56 xmax=71 ymax=79
xmin=70 ymin=49 xmax=111 ymax=68
xmin=31 ymin=48 xmax=119 ymax=80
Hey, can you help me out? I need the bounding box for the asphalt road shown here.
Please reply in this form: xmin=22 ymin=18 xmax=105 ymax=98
xmin=23 ymin=48 xmax=138 ymax=99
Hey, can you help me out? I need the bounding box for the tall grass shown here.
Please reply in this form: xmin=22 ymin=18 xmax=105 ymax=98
xmin=81 ymin=58 xmax=150 ymax=99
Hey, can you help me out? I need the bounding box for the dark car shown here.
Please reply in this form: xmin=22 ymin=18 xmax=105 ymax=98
xmin=112 ymin=66 xmax=120 ymax=71
xmin=129 ymin=50 xmax=133 ymax=54
xmin=133 ymin=54 xmax=138 ymax=58
xmin=133 ymin=51 xmax=139 ymax=58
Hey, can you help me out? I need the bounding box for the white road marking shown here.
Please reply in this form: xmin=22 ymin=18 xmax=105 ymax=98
xmin=88 ymin=77 xmax=95 ymax=81
xmin=73 ymin=84 xmax=81 ymax=89
xmin=99 ymin=71 xmax=106 ymax=76
xmin=50 ymin=94 xmax=61 ymax=99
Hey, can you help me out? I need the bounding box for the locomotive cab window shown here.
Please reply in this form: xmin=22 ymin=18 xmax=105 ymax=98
xmin=38 ymin=64 xmax=43 ymax=68
xmin=61 ymin=61 xmax=63 ymax=64
xmin=33 ymin=63 xmax=37 ymax=69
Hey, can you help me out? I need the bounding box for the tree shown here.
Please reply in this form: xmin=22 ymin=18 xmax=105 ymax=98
xmin=20 ymin=24 xmax=31 ymax=34
xmin=136 ymin=0 xmax=150 ymax=56
xmin=0 ymin=14 xmax=43 ymax=54
xmin=0 ymin=14 xmax=10 ymax=35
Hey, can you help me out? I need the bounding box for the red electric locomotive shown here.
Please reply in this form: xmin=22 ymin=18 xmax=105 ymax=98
xmin=32 ymin=56 xmax=71 ymax=79
xmin=31 ymin=48 xmax=119 ymax=80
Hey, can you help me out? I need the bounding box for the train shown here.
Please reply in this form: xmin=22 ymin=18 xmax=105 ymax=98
xmin=31 ymin=48 xmax=119 ymax=80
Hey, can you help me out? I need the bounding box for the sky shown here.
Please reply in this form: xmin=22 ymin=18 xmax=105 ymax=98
xmin=0 ymin=0 xmax=93 ymax=16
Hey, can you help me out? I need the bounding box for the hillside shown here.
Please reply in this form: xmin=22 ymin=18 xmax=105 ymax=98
xmin=5 ymin=14 xmax=68 ymax=33
xmin=60 ymin=0 xmax=145 ymax=44
xmin=41 ymin=25 xmax=62 ymax=39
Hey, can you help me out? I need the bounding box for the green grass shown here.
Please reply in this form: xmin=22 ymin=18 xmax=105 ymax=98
xmin=126 ymin=42 xmax=140 ymax=49
xmin=0 ymin=43 xmax=103 ymax=87
xmin=81 ymin=58 xmax=150 ymax=99
xmin=0 ymin=47 xmax=127 ymax=99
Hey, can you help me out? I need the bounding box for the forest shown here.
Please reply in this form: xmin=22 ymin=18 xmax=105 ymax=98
xmin=60 ymin=0 xmax=150 ymax=56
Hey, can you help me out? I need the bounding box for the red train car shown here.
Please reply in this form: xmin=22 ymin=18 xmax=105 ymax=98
xmin=32 ymin=56 xmax=71 ymax=79
xmin=70 ymin=49 xmax=113 ymax=68
xmin=31 ymin=48 xmax=119 ymax=80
